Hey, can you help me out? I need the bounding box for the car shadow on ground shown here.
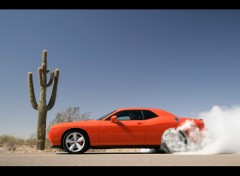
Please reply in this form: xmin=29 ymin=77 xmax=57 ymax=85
xmin=56 ymin=150 xmax=168 ymax=155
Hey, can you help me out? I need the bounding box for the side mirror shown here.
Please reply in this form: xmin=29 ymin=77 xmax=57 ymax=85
xmin=111 ymin=115 xmax=118 ymax=123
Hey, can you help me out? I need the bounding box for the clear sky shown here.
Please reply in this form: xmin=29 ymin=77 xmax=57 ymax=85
xmin=1 ymin=10 xmax=240 ymax=138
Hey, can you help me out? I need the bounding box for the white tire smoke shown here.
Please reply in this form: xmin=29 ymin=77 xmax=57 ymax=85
xmin=141 ymin=105 xmax=240 ymax=154
xmin=175 ymin=105 xmax=240 ymax=154
xmin=197 ymin=105 xmax=240 ymax=154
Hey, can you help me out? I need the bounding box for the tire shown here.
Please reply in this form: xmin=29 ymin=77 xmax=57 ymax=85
xmin=149 ymin=148 xmax=168 ymax=154
xmin=161 ymin=128 xmax=188 ymax=153
xmin=62 ymin=130 xmax=89 ymax=154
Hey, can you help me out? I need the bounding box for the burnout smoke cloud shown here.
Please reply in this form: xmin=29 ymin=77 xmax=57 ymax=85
xmin=195 ymin=105 xmax=240 ymax=154
xmin=141 ymin=105 xmax=240 ymax=154
xmin=176 ymin=105 xmax=240 ymax=154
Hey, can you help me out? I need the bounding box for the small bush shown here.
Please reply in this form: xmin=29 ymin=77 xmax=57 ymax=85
xmin=0 ymin=135 xmax=24 ymax=146
xmin=47 ymin=107 xmax=90 ymax=133
xmin=0 ymin=134 xmax=58 ymax=151
xmin=0 ymin=135 xmax=25 ymax=150
xmin=25 ymin=134 xmax=37 ymax=147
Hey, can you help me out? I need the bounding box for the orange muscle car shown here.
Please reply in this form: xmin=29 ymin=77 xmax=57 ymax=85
xmin=48 ymin=107 xmax=204 ymax=154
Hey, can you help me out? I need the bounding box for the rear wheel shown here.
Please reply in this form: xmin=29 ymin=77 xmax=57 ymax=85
xmin=62 ymin=130 xmax=89 ymax=154
xmin=149 ymin=148 xmax=168 ymax=154
xmin=161 ymin=128 xmax=187 ymax=153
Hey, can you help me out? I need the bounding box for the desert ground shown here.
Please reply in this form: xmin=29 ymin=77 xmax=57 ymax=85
xmin=1 ymin=145 xmax=240 ymax=166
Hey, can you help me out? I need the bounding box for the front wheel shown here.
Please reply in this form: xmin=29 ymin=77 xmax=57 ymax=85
xmin=62 ymin=130 xmax=89 ymax=154
xmin=161 ymin=128 xmax=188 ymax=153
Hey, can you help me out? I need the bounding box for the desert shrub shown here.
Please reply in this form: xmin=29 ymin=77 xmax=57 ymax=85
xmin=0 ymin=134 xmax=55 ymax=151
xmin=0 ymin=135 xmax=16 ymax=145
xmin=0 ymin=135 xmax=25 ymax=150
xmin=25 ymin=134 xmax=37 ymax=147
xmin=0 ymin=135 xmax=24 ymax=146
xmin=47 ymin=107 xmax=90 ymax=133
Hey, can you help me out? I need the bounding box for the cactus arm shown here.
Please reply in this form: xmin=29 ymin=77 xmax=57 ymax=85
xmin=38 ymin=67 xmax=44 ymax=87
xmin=47 ymin=71 xmax=54 ymax=87
xmin=28 ymin=72 xmax=38 ymax=110
xmin=47 ymin=69 xmax=60 ymax=110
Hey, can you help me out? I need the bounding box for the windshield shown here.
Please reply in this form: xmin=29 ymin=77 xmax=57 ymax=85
xmin=96 ymin=110 xmax=116 ymax=120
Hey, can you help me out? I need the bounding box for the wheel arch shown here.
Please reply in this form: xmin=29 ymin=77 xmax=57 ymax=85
xmin=61 ymin=128 xmax=90 ymax=149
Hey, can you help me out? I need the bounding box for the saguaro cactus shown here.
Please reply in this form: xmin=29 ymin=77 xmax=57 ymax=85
xmin=28 ymin=50 xmax=60 ymax=150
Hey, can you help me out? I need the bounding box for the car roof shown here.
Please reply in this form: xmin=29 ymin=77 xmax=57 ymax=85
xmin=117 ymin=107 xmax=160 ymax=111
xmin=115 ymin=107 xmax=176 ymax=116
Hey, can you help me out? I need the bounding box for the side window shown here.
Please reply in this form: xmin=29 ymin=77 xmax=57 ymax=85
xmin=142 ymin=110 xmax=158 ymax=120
xmin=116 ymin=111 xmax=130 ymax=120
xmin=106 ymin=111 xmax=130 ymax=121
xmin=128 ymin=110 xmax=143 ymax=120
xmin=115 ymin=110 xmax=143 ymax=121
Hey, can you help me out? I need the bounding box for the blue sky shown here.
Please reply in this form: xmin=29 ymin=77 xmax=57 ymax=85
xmin=0 ymin=10 xmax=240 ymax=138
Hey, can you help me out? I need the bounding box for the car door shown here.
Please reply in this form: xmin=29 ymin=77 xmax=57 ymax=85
xmin=98 ymin=110 xmax=146 ymax=146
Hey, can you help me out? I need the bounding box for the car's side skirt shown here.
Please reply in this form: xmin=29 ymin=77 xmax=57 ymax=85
xmin=89 ymin=145 xmax=160 ymax=149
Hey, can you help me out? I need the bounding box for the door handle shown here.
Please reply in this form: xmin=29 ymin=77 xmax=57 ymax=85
xmin=137 ymin=123 xmax=142 ymax=125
